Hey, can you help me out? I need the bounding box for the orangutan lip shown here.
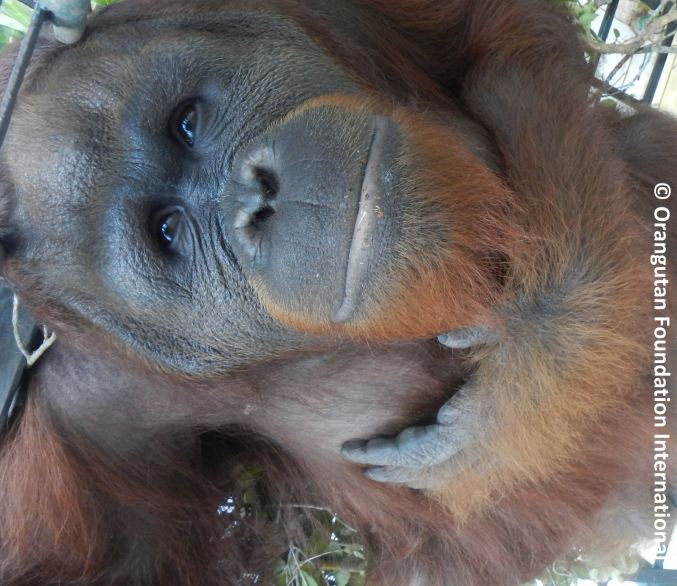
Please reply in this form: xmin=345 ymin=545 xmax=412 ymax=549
xmin=332 ymin=115 xmax=388 ymax=324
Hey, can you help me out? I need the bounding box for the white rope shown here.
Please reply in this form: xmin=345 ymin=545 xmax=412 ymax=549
xmin=12 ymin=294 xmax=56 ymax=366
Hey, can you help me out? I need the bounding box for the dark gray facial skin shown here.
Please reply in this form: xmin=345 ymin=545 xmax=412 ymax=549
xmin=0 ymin=11 xmax=402 ymax=372
xmin=0 ymin=0 xmax=511 ymax=376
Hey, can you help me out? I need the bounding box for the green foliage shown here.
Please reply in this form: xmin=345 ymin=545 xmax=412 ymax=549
xmin=220 ymin=462 xmax=367 ymax=586
xmin=569 ymin=1 xmax=599 ymax=31
xmin=0 ymin=0 xmax=31 ymax=46
xmin=557 ymin=1 xmax=602 ymax=59
xmin=273 ymin=508 xmax=367 ymax=586
xmin=522 ymin=547 xmax=645 ymax=586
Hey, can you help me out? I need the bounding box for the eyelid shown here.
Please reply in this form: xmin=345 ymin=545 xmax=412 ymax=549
xmin=150 ymin=206 xmax=187 ymax=255
xmin=170 ymin=100 xmax=200 ymax=148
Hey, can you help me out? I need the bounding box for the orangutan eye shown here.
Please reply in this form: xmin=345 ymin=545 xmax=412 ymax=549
xmin=171 ymin=102 xmax=198 ymax=148
xmin=151 ymin=207 xmax=188 ymax=254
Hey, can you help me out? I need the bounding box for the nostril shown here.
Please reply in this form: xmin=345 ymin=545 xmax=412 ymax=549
xmin=249 ymin=203 xmax=275 ymax=230
xmin=242 ymin=167 xmax=279 ymax=232
xmin=228 ymin=156 xmax=281 ymax=264
xmin=253 ymin=167 xmax=279 ymax=201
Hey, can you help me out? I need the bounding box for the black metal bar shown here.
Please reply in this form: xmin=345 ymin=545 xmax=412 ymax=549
xmin=598 ymin=0 xmax=621 ymax=42
xmin=0 ymin=282 xmax=36 ymax=437
xmin=591 ymin=0 xmax=620 ymax=70
xmin=0 ymin=4 xmax=48 ymax=149
xmin=631 ymin=568 xmax=677 ymax=584
xmin=643 ymin=2 xmax=676 ymax=103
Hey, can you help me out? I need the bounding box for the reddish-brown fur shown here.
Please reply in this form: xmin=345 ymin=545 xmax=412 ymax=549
xmin=0 ymin=0 xmax=676 ymax=585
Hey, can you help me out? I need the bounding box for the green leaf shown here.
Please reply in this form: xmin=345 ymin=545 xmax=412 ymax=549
xmin=307 ymin=528 xmax=332 ymax=557
xmin=347 ymin=572 xmax=367 ymax=586
xmin=332 ymin=570 xmax=351 ymax=586
xmin=570 ymin=562 xmax=589 ymax=580
xmin=300 ymin=570 xmax=320 ymax=586
xmin=613 ymin=28 xmax=620 ymax=38
xmin=273 ymin=559 xmax=288 ymax=586
xmin=0 ymin=0 xmax=32 ymax=28
xmin=0 ymin=25 xmax=21 ymax=47
xmin=578 ymin=12 xmax=597 ymax=29
xmin=0 ymin=13 xmax=26 ymax=34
